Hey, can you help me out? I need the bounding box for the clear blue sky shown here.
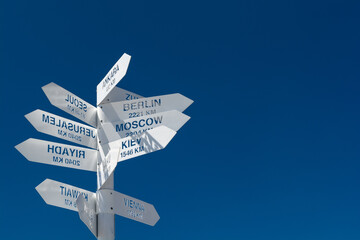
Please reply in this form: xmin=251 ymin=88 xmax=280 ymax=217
xmin=1 ymin=1 xmax=360 ymax=239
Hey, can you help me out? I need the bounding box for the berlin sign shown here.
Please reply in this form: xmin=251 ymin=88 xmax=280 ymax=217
xmin=97 ymin=93 xmax=193 ymax=123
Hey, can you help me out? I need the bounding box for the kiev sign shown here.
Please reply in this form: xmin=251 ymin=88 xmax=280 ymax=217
xmin=15 ymin=53 xmax=193 ymax=240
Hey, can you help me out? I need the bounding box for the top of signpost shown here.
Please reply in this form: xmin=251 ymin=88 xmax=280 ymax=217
xmin=97 ymin=53 xmax=131 ymax=106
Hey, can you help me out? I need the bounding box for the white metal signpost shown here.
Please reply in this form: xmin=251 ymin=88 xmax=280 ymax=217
xmin=15 ymin=53 xmax=193 ymax=240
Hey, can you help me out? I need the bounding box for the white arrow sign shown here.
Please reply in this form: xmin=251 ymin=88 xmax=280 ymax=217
xmin=15 ymin=138 xmax=98 ymax=172
xmin=25 ymin=110 xmax=97 ymax=149
xmin=98 ymin=110 xmax=190 ymax=144
xmin=77 ymin=194 xmax=97 ymax=237
xmin=36 ymin=179 xmax=96 ymax=212
xmin=101 ymin=125 xmax=176 ymax=162
xmin=42 ymin=82 xmax=97 ymax=127
xmin=98 ymin=189 xmax=160 ymax=226
xmin=97 ymin=126 xmax=176 ymax=188
xmin=99 ymin=87 xmax=143 ymax=104
xmin=97 ymin=53 xmax=131 ymax=105
xmin=98 ymin=93 xmax=193 ymax=123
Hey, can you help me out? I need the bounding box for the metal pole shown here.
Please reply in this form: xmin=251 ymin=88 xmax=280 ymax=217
xmin=97 ymin=101 xmax=115 ymax=240
xmin=97 ymin=172 xmax=115 ymax=240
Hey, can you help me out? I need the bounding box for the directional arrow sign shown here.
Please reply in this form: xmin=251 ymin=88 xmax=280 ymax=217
xmin=98 ymin=189 xmax=160 ymax=226
xmin=98 ymin=110 xmax=190 ymax=144
xmin=36 ymin=179 xmax=96 ymax=212
xmin=97 ymin=53 xmax=131 ymax=105
xmin=15 ymin=138 xmax=98 ymax=172
xmin=97 ymin=126 xmax=176 ymax=188
xmin=25 ymin=109 xmax=97 ymax=149
xmin=98 ymin=93 xmax=193 ymax=123
xmin=42 ymin=82 xmax=97 ymax=127
xmin=99 ymin=87 xmax=143 ymax=104
xmin=77 ymin=194 xmax=97 ymax=237
xmin=101 ymin=125 xmax=176 ymax=162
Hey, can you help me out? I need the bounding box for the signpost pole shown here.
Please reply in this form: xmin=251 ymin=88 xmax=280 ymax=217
xmin=97 ymin=172 xmax=115 ymax=240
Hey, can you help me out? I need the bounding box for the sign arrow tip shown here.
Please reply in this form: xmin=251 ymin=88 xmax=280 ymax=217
xmin=35 ymin=179 xmax=49 ymax=205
